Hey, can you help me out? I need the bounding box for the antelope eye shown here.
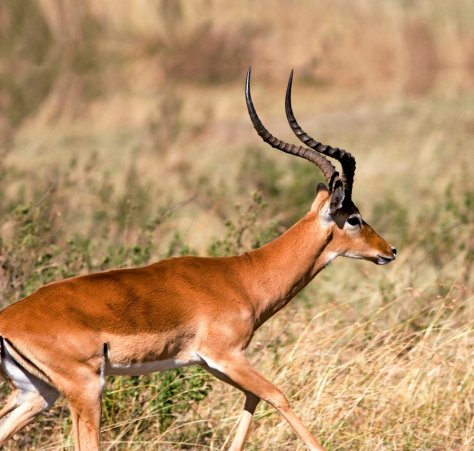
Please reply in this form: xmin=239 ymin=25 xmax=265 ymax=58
xmin=347 ymin=216 xmax=361 ymax=227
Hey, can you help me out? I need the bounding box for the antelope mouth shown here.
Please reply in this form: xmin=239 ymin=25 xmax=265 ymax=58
xmin=376 ymin=254 xmax=395 ymax=265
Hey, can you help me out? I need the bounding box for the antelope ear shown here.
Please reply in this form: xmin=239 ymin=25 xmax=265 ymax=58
xmin=311 ymin=183 xmax=329 ymax=211
xmin=316 ymin=183 xmax=328 ymax=194
xmin=329 ymin=179 xmax=345 ymax=215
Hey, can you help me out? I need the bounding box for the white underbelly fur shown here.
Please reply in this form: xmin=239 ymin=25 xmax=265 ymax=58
xmin=104 ymin=355 xmax=201 ymax=376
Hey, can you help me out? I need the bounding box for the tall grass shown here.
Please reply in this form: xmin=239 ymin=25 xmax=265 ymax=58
xmin=0 ymin=0 xmax=473 ymax=449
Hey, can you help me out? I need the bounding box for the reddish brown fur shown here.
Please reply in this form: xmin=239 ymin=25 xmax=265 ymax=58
xmin=0 ymin=187 xmax=395 ymax=450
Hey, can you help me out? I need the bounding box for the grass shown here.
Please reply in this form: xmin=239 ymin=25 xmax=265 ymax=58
xmin=0 ymin=1 xmax=473 ymax=449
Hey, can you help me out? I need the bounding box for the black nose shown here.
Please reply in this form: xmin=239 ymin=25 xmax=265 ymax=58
xmin=391 ymin=246 xmax=397 ymax=256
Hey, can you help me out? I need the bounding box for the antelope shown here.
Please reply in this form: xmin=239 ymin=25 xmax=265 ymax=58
xmin=0 ymin=68 xmax=396 ymax=451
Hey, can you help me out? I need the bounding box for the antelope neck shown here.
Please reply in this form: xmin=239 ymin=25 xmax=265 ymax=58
xmin=242 ymin=211 xmax=333 ymax=327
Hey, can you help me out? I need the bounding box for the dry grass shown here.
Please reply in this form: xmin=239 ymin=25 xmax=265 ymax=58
xmin=0 ymin=1 xmax=473 ymax=450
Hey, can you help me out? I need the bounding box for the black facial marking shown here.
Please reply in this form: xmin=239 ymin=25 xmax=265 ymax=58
xmin=331 ymin=199 xmax=360 ymax=229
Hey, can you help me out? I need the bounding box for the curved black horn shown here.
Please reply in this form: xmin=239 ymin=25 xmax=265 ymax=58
xmin=285 ymin=70 xmax=356 ymax=200
xmin=246 ymin=67 xmax=337 ymax=185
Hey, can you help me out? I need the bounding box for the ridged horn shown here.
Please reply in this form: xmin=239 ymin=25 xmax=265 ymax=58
xmin=246 ymin=67 xmax=337 ymax=186
xmin=285 ymin=70 xmax=356 ymax=200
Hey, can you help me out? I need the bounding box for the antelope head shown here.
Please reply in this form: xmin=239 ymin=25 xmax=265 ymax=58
xmin=245 ymin=68 xmax=397 ymax=266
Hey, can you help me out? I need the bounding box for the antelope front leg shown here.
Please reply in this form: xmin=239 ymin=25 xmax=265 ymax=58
xmin=228 ymin=393 xmax=259 ymax=451
xmin=202 ymin=352 xmax=325 ymax=451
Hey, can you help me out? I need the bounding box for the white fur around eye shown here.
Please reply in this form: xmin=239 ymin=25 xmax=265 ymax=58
xmin=346 ymin=215 xmax=361 ymax=227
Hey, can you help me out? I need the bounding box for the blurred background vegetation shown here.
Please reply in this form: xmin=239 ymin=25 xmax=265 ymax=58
xmin=0 ymin=0 xmax=473 ymax=449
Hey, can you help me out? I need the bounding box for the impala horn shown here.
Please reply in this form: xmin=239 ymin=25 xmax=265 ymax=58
xmin=245 ymin=67 xmax=338 ymax=188
xmin=285 ymin=70 xmax=356 ymax=202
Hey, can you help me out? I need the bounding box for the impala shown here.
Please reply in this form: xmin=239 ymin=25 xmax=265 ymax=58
xmin=0 ymin=68 xmax=396 ymax=450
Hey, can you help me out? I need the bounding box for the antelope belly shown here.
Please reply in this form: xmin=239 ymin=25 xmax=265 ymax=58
xmin=104 ymin=356 xmax=200 ymax=376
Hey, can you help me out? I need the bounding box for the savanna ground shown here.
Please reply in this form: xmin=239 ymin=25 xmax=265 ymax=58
xmin=0 ymin=1 xmax=473 ymax=449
